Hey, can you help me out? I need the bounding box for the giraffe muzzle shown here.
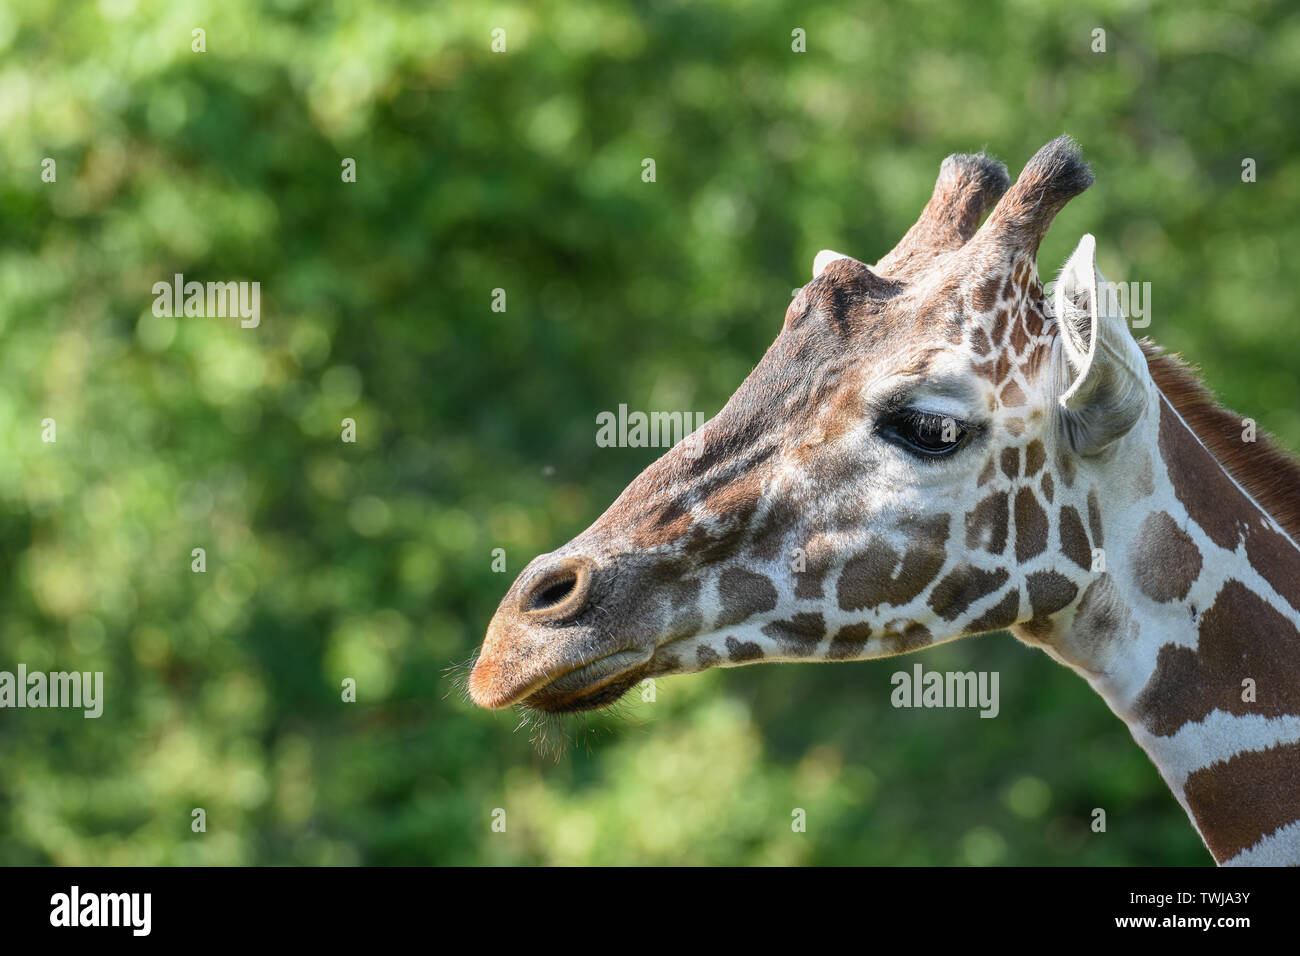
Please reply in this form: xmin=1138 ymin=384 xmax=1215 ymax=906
xmin=469 ymin=553 xmax=654 ymax=711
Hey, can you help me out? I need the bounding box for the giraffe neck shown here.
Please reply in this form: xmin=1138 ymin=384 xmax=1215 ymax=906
xmin=1021 ymin=390 xmax=1300 ymax=865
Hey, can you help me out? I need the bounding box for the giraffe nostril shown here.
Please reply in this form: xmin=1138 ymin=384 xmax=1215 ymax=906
xmin=520 ymin=556 xmax=595 ymax=621
xmin=531 ymin=573 xmax=578 ymax=611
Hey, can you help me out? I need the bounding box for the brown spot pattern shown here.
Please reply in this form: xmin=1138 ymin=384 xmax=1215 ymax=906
xmin=641 ymin=499 xmax=694 ymax=547
xmin=1058 ymin=453 xmax=1076 ymax=488
xmin=1009 ymin=318 xmax=1030 ymax=355
xmin=884 ymin=622 xmax=932 ymax=654
xmin=704 ymin=472 xmax=764 ymax=532
xmin=1000 ymin=447 xmax=1020 ymax=480
xmin=761 ymin=613 xmax=827 ymax=656
xmin=1135 ymin=580 xmax=1300 ymax=736
xmin=1025 ymin=440 xmax=1046 ymax=476
xmin=716 ymin=568 xmax=778 ymax=628
xmin=1026 ymin=570 xmax=1079 ymax=620
xmin=1023 ymin=342 xmax=1050 ymax=378
xmin=973 ymin=274 xmax=1001 ymax=312
xmin=838 ymin=516 xmax=948 ymax=611
xmin=1014 ymin=489 xmax=1050 ymax=562
xmin=1158 ymin=399 xmax=1244 ymax=551
xmin=725 ymin=636 xmax=764 ymax=662
xmin=1243 ymin=522 xmax=1300 ymax=615
xmin=1131 ymin=511 xmax=1202 ymax=602
xmin=1184 ymin=741 xmax=1300 ymax=862
xmin=928 ymin=564 xmax=1010 ymax=621
xmin=748 ymin=498 xmax=797 ymax=561
xmin=828 ymin=622 xmax=872 ymax=660
xmin=1087 ymin=490 xmax=1104 ymax=548
xmin=1058 ymin=505 xmax=1092 ymax=570
xmin=793 ymin=535 xmax=835 ymax=600
xmin=667 ymin=579 xmax=703 ymax=638
xmin=991 ymin=309 xmax=1009 ymax=344
xmin=1023 ymin=305 xmax=1044 ymax=337
xmin=966 ymin=491 xmax=1009 ymax=555
xmin=965 ymin=588 xmax=1020 ymax=632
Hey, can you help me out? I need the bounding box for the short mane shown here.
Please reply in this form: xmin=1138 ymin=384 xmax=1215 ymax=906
xmin=1141 ymin=339 xmax=1300 ymax=542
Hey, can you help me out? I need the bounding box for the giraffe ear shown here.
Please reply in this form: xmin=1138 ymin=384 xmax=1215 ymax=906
xmin=1054 ymin=234 xmax=1149 ymax=456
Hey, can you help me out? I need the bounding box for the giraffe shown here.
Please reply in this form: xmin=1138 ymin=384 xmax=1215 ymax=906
xmin=469 ymin=136 xmax=1300 ymax=866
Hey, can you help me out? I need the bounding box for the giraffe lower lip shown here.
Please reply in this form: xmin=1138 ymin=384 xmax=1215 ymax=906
xmin=525 ymin=649 xmax=649 ymax=710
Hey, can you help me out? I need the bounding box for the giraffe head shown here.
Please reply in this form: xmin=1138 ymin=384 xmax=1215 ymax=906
xmin=469 ymin=136 xmax=1151 ymax=714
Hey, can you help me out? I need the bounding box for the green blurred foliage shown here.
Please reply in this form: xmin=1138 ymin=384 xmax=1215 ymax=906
xmin=1 ymin=0 xmax=1297 ymax=865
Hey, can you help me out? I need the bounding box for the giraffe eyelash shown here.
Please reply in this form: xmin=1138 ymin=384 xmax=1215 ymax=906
xmin=876 ymin=408 xmax=976 ymax=458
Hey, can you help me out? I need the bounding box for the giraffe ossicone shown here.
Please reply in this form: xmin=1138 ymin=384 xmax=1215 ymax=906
xmin=813 ymin=249 xmax=851 ymax=277
xmin=470 ymin=136 xmax=1300 ymax=867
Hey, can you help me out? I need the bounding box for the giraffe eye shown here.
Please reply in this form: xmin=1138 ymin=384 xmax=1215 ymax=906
xmin=878 ymin=410 xmax=970 ymax=458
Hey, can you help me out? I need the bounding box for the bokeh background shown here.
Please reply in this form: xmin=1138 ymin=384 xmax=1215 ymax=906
xmin=2 ymin=0 xmax=1297 ymax=865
